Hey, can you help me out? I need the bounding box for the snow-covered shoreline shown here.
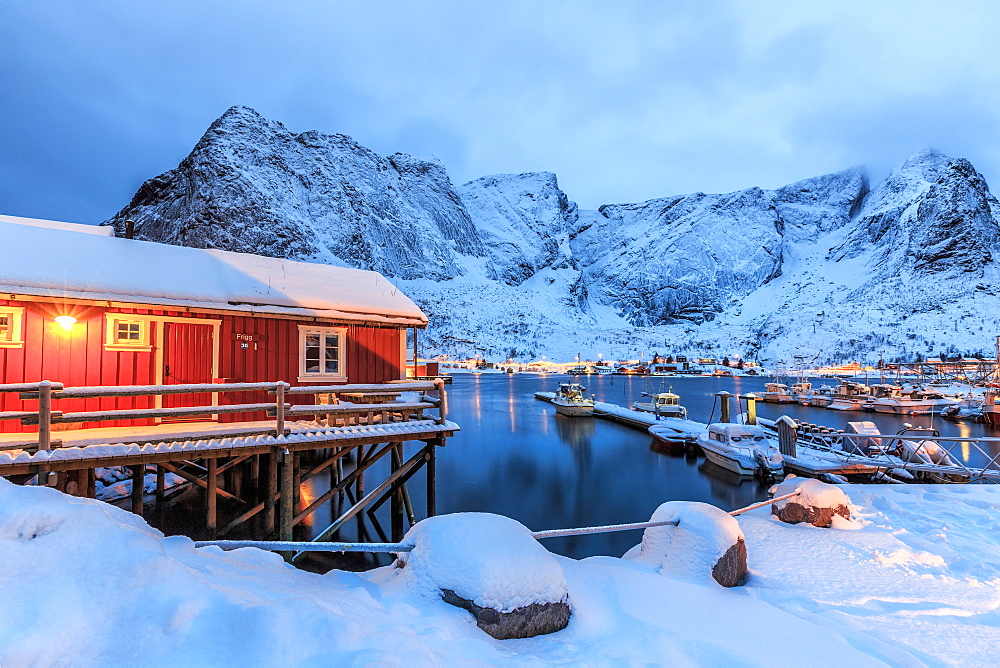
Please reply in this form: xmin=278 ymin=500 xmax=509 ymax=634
xmin=1 ymin=478 xmax=998 ymax=665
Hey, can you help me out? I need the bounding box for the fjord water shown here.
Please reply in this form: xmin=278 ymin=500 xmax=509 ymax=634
xmin=429 ymin=372 xmax=997 ymax=560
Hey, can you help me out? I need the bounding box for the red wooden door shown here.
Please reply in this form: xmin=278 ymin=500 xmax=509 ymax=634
xmin=162 ymin=322 xmax=215 ymax=421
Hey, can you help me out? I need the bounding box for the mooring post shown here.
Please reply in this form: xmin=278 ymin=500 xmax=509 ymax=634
xmin=740 ymin=393 xmax=758 ymax=425
xmin=776 ymin=416 xmax=798 ymax=457
xmin=131 ymin=465 xmax=145 ymax=516
xmin=715 ymin=391 xmax=733 ymax=423
xmin=207 ymin=458 xmax=218 ymax=538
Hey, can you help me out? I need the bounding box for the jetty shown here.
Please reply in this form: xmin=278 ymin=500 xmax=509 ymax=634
xmin=1 ymin=380 xmax=457 ymax=549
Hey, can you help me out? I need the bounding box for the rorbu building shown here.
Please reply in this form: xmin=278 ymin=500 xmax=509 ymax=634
xmin=0 ymin=215 xmax=427 ymax=433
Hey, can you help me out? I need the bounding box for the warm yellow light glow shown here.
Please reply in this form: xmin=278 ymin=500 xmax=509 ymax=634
xmin=54 ymin=315 xmax=77 ymax=330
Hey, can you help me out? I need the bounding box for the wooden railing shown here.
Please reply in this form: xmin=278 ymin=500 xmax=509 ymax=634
xmin=0 ymin=379 xmax=448 ymax=452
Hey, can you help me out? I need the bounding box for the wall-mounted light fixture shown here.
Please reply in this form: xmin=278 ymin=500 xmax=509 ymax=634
xmin=54 ymin=315 xmax=77 ymax=330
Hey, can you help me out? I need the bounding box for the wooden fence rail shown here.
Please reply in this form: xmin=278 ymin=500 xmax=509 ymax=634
xmin=1 ymin=378 xmax=448 ymax=451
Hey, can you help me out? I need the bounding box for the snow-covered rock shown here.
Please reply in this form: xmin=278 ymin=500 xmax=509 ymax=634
xmin=398 ymin=512 xmax=571 ymax=638
xmin=770 ymin=476 xmax=851 ymax=527
xmin=624 ymin=501 xmax=747 ymax=587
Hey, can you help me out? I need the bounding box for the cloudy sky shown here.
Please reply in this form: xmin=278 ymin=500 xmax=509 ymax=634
xmin=3 ymin=0 xmax=999 ymax=223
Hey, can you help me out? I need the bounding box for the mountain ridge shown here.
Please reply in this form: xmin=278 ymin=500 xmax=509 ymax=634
xmin=104 ymin=107 xmax=1000 ymax=363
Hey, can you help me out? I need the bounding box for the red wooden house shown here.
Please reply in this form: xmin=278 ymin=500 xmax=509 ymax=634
xmin=0 ymin=215 xmax=427 ymax=433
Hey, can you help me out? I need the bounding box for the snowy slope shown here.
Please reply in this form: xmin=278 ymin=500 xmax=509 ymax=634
xmin=103 ymin=108 xmax=1000 ymax=364
xmin=3 ymin=477 xmax=1000 ymax=665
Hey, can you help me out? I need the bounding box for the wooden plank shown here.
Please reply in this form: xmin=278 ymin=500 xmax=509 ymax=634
xmin=287 ymin=401 xmax=432 ymax=415
xmin=284 ymin=382 xmax=435 ymax=394
xmin=24 ymin=402 xmax=284 ymax=424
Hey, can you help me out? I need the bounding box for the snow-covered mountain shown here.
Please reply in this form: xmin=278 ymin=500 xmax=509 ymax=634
xmin=105 ymin=107 xmax=1000 ymax=364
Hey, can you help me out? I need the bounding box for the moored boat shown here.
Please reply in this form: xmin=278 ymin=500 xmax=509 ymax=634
xmin=631 ymin=390 xmax=688 ymax=419
xmin=552 ymin=382 xmax=595 ymax=417
xmin=762 ymin=383 xmax=795 ymax=403
xmin=696 ymin=423 xmax=784 ymax=478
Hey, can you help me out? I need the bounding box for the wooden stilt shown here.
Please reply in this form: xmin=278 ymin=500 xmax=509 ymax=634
xmin=87 ymin=468 xmax=96 ymax=498
xmin=131 ymin=465 xmax=144 ymax=516
xmin=266 ymin=450 xmax=278 ymax=535
xmin=280 ymin=449 xmax=294 ymax=543
xmin=156 ymin=466 xmax=165 ymax=503
xmin=426 ymin=441 xmax=437 ymax=517
xmin=391 ymin=443 xmax=404 ymax=542
xmin=250 ymin=455 xmax=260 ymax=501
xmin=292 ymin=452 xmax=301 ymax=507
xmin=207 ymin=458 xmax=218 ymax=538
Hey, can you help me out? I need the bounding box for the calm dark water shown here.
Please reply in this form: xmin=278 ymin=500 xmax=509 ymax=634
xmin=153 ymin=371 xmax=1000 ymax=565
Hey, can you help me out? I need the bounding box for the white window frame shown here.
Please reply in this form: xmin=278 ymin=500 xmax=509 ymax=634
xmin=0 ymin=306 xmax=25 ymax=348
xmin=298 ymin=325 xmax=347 ymax=382
xmin=105 ymin=314 xmax=153 ymax=351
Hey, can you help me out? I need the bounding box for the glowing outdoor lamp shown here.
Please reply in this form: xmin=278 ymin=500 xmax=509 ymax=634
xmin=54 ymin=315 xmax=77 ymax=330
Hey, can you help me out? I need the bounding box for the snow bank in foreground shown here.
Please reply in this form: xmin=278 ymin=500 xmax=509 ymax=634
xmin=2 ymin=478 xmax=1000 ymax=665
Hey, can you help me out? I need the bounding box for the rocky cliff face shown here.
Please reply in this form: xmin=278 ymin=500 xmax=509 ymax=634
xmin=105 ymin=108 xmax=1000 ymax=363
xmin=107 ymin=106 xmax=483 ymax=281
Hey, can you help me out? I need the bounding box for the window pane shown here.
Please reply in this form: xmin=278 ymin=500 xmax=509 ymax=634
xmin=117 ymin=322 xmax=142 ymax=342
xmin=0 ymin=315 xmax=8 ymax=340
xmin=325 ymin=334 xmax=339 ymax=373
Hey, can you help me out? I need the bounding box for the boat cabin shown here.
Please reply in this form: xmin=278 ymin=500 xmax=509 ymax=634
xmin=0 ymin=216 xmax=427 ymax=433
xmin=706 ymin=424 xmax=769 ymax=445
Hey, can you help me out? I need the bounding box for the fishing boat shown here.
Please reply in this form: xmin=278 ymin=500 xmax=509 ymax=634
xmin=696 ymin=423 xmax=784 ymax=478
xmin=631 ymin=390 xmax=688 ymax=419
xmin=551 ymin=382 xmax=595 ymax=417
xmin=762 ymin=382 xmax=795 ymax=403
xmin=799 ymin=384 xmax=834 ymax=407
xmin=827 ymin=381 xmax=872 ymax=411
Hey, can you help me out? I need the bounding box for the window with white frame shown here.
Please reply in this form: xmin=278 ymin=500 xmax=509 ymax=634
xmin=0 ymin=307 xmax=25 ymax=347
xmin=298 ymin=326 xmax=347 ymax=380
xmin=104 ymin=315 xmax=152 ymax=350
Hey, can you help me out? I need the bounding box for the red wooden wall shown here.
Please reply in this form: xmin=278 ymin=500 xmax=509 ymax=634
xmin=0 ymin=298 xmax=405 ymax=433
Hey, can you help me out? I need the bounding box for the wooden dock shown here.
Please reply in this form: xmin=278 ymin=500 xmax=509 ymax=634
xmin=1 ymin=380 xmax=457 ymax=549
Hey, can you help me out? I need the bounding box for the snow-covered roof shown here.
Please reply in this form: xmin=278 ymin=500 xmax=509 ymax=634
xmin=0 ymin=218 xmax=427 ymax=326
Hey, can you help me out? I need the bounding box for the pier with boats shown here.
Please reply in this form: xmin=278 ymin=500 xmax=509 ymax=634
xmin=536 ymin=381 xmax=1000 ymax=485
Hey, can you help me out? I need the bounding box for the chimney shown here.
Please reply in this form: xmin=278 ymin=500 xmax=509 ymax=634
xmin=124 ymin=219 xmax=135 ymax=239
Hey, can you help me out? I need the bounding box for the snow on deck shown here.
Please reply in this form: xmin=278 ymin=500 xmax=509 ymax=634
xmin=2 ymin=481 xmax=999 ymax=663
xmin=0 ymin=219 xmax=426 ymax=325
xmin=0 ymin=420 xmax=460 ymax=467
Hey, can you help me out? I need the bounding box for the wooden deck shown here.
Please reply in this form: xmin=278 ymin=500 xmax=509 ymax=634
xmin=0 ymin=379 xmax=456 ymax=549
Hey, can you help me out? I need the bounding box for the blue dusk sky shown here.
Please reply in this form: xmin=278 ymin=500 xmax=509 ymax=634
xmin=3 ymin=0 xmax=999 ymax=224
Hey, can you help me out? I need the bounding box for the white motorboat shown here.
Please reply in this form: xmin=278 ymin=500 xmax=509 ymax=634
xmin=697 ymin=423 xmax=784 ymax=478
xmin=868 ymin=386 xmax=960 ymax=415
xmin=631 ymin=390 xmax=688 ymax=419
xmin=552 ymin=382 xmax=595 ymax=417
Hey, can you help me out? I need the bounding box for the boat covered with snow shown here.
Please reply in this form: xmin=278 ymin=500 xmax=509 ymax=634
xmin=631 ymin=390 xmax=688 ymax=419
xmin=552 ymin=382 xmax=594 ymax=417
xmin=697 ymin=423 xmax=784 ymax=478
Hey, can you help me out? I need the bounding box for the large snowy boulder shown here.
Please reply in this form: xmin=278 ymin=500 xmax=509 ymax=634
xmin=398 ymin=513 xmax=571 ymax=639
xmin=770 ymin=476 xmax=850 ymax=527
xmin=624 ymin=501 xmax=747 ymax=587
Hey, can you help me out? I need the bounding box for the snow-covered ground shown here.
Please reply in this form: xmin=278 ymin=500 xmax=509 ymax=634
xmin=1 ymin=477 xmax=998 ymax=665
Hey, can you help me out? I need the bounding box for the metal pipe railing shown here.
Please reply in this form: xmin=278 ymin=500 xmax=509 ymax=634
xmin=194 ymin=492 xmax=802 ymax=553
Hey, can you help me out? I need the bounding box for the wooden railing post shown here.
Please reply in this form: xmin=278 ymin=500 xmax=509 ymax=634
xmin=434 ymin=378 xmax=448 ymax=425
xmin=37 ymin=380 xmax=52 ymax=452
xmin=275 ymin=381 xmax=286 ymax=437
